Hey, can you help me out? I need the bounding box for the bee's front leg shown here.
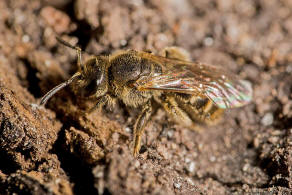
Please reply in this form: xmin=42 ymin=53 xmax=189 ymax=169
xmin=88 ymin=94 xmax=116 ymax=113
xmin=133 ymin=101 xmax=152 ymax=157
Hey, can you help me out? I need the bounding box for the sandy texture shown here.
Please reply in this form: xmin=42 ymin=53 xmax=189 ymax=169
xmin=0 ymin=0 xmax=292 ymax=194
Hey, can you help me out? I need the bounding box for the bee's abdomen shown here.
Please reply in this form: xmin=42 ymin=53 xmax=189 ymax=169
xmin=175 ymin=94 xmax=223 ymax=124
xmin=200 ymin=99 xmax=223 ymax=123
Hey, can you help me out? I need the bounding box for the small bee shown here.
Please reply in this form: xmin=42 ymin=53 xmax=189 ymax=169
xmin=40 ymin=37 xmax=252 ymax=156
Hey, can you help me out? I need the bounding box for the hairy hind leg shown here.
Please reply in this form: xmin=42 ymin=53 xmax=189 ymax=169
xmin=157 ymin=95 xmax=194 ymax=128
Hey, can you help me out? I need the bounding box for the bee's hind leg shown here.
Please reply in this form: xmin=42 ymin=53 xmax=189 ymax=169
xmin=158 ymin=95 xmax=193 ymax=128
xmin=133 ymin=101 xmax=152 ymax=157
xmin=161 ymin=47 xmax=191 ymax=61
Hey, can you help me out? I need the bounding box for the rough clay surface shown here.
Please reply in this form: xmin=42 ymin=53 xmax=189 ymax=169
xmin=0 ymin=0 xmax=292 ymax=194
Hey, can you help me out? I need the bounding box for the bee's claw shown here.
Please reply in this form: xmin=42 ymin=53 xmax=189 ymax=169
xmin=133 ymin=136 xmax=141 ymax=157
xmin=133 ymin=148 xmax=139 ymax=157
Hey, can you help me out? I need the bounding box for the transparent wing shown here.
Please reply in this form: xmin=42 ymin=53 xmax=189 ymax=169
xmin=135 ymin=55 xmax=252 ymax=109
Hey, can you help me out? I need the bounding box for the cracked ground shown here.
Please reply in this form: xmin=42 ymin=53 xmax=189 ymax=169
xmin=0 ymin=0 xmax=292 ymax=194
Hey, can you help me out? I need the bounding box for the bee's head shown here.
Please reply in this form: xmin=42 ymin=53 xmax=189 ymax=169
xmin=74 ymin=56 xmax=109 ymax=97
xmin=40 ymin=56 xmax=109 ymax=106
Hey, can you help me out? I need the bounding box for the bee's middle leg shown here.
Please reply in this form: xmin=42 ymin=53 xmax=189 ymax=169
xmin=133 ymin=101 xmax=152 ymax=157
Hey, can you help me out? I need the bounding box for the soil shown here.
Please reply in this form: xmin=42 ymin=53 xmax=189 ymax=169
xmin=0 ymin=0 xmax=292 ymax=194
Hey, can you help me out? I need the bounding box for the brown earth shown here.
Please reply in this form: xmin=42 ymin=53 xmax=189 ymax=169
xmin=0 ymin=0 xmax=292 ymax=194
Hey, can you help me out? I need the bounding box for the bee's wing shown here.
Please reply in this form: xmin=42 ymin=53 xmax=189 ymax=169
xmin=135 ymin=56 xmax=252 ymax=109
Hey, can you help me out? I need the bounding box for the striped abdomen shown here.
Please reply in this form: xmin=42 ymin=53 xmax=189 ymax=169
xmin=174 ymin=93 xmax=224 ymax=125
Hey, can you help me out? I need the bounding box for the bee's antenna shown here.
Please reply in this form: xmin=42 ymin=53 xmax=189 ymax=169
xmin=56 ymin=36 xmax=84 ymax=71
xmin=56 ymin=36 xmax=80 ymax=51
xmin=40 ymin=72 xmax=81 ymax=106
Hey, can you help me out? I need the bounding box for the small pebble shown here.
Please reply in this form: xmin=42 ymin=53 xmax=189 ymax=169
xmin=204 ymin=37 xmax=214 ymax=46
xmin=286 ymin=64 xmax=292 ymax=73
xmin=125 ymin=127 xmax=131 ymax=133
xmin=242 ymin=163 xmax=250 ymax=172
xmin=167 ymin=130 xmax=174 ymax=138
xmin=268 ymin=136 xmax=279 ymax=144
xmin=210 ymin=156 xmax=216 ymax=162
xmin=120 ymin=39 xmax=127 ymax=46
xmin=186 ymin=162 xmax=196 ymax=173
xmin=22 ymin=34 xmax=30 ymax=43
xmin=30 ymin=103 xmax=39 ymax=110
xmin=134 ymin=160 xmax=140 ymax=168
xmin=173 ymin=182 xmax=181 ymax=189
xmin=186 ymin=177 xmax=194 ymax=186
xmin=45 ymin=60 xmax=51 ymax=67
xmin=185 ymin=158 xmax=191 ymax=163
xmin=261 ymin=113 xmax=273 ymax=126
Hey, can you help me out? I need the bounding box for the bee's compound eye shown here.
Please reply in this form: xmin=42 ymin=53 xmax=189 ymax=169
xmin=75 ymin=72 xmax=103 ymax=98
xmin=84 ymin=79 xmax=99 ymax=96
xmin=76 ymin=77 xmax=99 ymax=97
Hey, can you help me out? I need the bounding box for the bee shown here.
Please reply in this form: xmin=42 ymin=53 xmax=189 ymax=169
xmin=40 ymin=37 xmax=253 ymax=156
